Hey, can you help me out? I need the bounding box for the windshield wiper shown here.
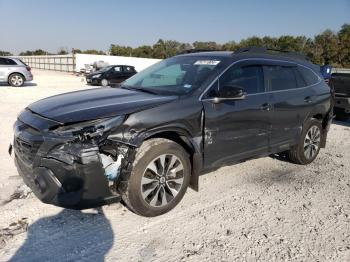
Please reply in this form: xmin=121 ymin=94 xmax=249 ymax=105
xmin=122 ymin=86 xmax=158 ymax=95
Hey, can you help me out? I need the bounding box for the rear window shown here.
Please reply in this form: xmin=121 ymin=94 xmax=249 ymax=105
xmin=264 ymin=66 xmax=297 ymax=91
xmin=332 ymin=73 xmax=350 ymax=78
xmin=298 ymin=66 xmax=320 ymax=86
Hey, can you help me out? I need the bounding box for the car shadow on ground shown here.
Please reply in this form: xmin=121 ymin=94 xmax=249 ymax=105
xmin=269 ymin=152 xmax=291 ymax=163
xmin=0 ymin=83 xmax=37 ymax=87
xmin=10 ymin=208 xmax=114 ymax=262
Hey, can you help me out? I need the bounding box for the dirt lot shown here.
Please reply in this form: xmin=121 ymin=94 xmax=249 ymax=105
xmin=0 ymin=69 xmax=349 ymax=261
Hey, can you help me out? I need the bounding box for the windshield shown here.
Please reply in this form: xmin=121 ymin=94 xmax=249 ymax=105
xmin=122 ymin=56 xmax=226 ymax=95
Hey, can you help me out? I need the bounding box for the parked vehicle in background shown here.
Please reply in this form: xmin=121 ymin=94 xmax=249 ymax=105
xmin=86 ymin=65 xmax=137 ymax=86
xmin=330 ymin=69 xmax=350 ymax=120
xmin=0 ymin=57 xmax=33 ymax=87
xmin=10 ymin=48 xmax=333 ymax=217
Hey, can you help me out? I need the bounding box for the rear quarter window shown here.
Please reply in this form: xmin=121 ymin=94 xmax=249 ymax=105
xmin=7 ymin=59 xmax=17 ymax=65
xmin=298 ymin=66 xmax=320 ymax=86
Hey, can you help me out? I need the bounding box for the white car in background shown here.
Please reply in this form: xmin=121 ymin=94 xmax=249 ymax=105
xmin=0 ymin=57 xmax=33 ymax=87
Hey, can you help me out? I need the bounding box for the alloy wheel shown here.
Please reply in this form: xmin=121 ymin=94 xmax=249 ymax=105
xmin=303 ymin=125 xmax=321 ymax=159
xmin=141 ymin=154 xmax=185 ymax=207
xmin=10 ymin=75 xmax=24 ymax=87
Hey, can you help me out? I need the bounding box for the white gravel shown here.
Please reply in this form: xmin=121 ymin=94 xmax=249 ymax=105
xmin=0 ymin=70 xmax=349 ymax=262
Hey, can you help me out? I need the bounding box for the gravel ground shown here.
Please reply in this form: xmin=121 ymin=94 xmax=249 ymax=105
xmin=0 ymin=70 xmax=349 ymax=262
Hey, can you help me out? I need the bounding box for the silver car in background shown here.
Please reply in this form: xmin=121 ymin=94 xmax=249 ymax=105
xmin=0 ymin=57 xmax=33 ymax=87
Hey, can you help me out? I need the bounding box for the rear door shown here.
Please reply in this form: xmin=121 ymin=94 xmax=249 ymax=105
xmin=122 ymin=66 xmax=136 ymax=81
xmin=109 ymin=66 xmax=123 ymax=84
xmin=202 ymin=61 xmax=272 ymax=168
xmin=266 ymin=63 xmax=316 ymax=150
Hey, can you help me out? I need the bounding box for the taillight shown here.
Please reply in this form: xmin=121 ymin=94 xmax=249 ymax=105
xmin=26 ymin=66 xmax=31 ymax=71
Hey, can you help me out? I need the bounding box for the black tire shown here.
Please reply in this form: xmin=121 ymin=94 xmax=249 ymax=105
xmin=121 ymin=138 xmax=191 ymax=217
xmin=287 ymin=118 xmax=323 ymax=165
xmin=8 ymin=73 xmax=25 ymax=87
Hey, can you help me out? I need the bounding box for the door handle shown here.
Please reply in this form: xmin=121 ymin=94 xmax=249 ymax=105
xmin=304 ymin=96 xmax=313 ymax=103
xmin=260 ymin=103 xmax=272 ymax=111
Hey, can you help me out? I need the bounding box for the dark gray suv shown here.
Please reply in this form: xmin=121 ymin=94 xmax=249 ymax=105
xmin=0 ymin=57 xmax=33 ymax=87
xmin=10 ymin=48 xmax=333 ymax=217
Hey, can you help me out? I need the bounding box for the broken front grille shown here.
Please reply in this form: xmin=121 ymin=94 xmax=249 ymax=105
xmin=14 ymin=137 xmax=42 ymax=165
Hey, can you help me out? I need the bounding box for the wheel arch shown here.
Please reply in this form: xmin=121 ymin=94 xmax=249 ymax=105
xmin=303 ymin=111 xmax=332 ymax=148
xmin=143 ymin=129 xmax=202 ymax=192
xmin=8 ymin=72 xmax=25 ymax=82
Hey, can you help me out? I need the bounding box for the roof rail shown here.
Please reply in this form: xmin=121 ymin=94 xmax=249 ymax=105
xmin=235 ymin=46 xmax=308 ymax=61
xmin=177 ymin=49 xmax=220 ymax=55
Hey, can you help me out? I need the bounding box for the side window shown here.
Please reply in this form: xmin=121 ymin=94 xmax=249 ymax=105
xmin=113 ymin=66 xmax=121 ymax=72
xmin=219 ymin=65 xmax=264 ymax=94
xmin=293 ymin=67 xmax=307 ymax=88
xmin=0 ymin=58 xmax=8 ymax=65
xmin=264 ymin=66 xmax=297 ymax=91
xmin=298 ymin=66 xmax=320 ymax=86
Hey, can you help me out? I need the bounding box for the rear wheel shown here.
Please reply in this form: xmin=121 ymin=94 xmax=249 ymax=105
xmin=121 ymin=138 xmax=191 ymax=217
xmin=8 ymin=73 xmax=25 ymax=87
xmin=287 ymin=119 xmax=323 ymax=165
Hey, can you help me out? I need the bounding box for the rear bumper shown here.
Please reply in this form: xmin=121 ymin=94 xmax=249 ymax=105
xmin=24 ymin=72 xmax=33 ymax=81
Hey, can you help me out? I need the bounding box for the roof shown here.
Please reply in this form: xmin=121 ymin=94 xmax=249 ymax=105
xmin=178 ymin=48 xmax=315 ymax=67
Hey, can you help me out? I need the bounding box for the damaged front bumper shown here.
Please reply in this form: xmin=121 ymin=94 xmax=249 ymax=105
xmin=10 ymin=112 xmax=125 ymax=209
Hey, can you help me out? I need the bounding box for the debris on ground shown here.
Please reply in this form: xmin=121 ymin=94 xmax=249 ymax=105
xmin=1 ymin=185 xmax=32 ymax=206
xmin=0 ymin=218 xmax=28 ymax=249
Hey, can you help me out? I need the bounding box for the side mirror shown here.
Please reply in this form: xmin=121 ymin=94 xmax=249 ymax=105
xmin=213 ymin=85 xmax=246 ymax=103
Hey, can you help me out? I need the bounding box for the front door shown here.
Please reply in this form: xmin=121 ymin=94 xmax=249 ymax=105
xmin=202 ymin=63 xmax=272 ymax=168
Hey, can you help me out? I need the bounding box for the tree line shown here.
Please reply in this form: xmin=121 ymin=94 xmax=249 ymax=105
xmin=1 ymin=24 xmax=349 ymax=67
xmin=109 ymin=24 xmax=350 ymax=67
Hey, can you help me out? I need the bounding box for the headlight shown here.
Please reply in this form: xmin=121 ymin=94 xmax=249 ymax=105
xmin=53 ymin=116 xmax=123 ymax=137
xmin=92 ymin=74 xmax=101 ymax=78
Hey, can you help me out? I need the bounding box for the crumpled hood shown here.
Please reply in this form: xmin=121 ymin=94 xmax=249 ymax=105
xmin=27 ymin=87 xmax=177 ymax=123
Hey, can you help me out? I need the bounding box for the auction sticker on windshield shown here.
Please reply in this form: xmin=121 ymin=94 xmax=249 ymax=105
xmin=194 ymin=60 xmax=221 ymax=66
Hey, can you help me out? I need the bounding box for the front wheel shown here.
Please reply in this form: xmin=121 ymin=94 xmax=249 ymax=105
xmin=287 ymin=119 xmax=323 ymax=165
xmin=101 ymin=79 xmax=109 ymax=87
xmin=121 ymin=138 xmax=191 ymax=217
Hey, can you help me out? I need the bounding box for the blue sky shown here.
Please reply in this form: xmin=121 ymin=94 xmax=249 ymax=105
xmin=1 ymin=0 xmax=349 ymax=54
